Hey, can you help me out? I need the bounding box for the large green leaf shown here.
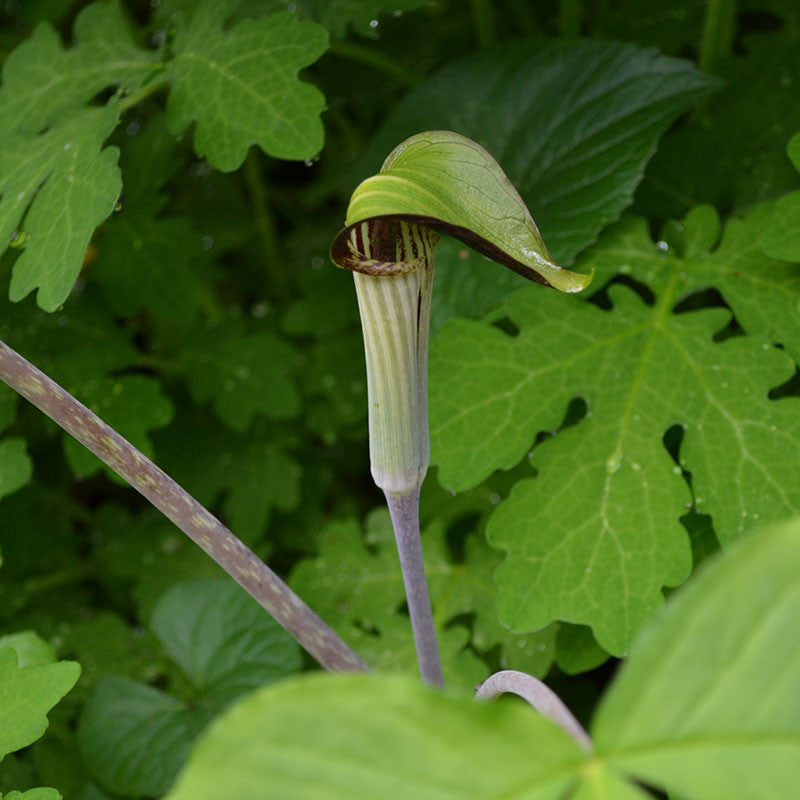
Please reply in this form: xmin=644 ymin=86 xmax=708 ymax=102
xmin=361 ymin=39 xmax=716 ymax=322
xmin=430 ymin=210 xmax=800 ymax=653
xmin=78 ymin=578 xmax=301 ymax=798
xmin=166 ymin=2 xmax=329 ymax=170
xmin=167 ymin=517 xmax=800 ymax=799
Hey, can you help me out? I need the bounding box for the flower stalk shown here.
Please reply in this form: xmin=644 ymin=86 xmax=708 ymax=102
xmin=331 ymin=131 xmax=592 ymax=687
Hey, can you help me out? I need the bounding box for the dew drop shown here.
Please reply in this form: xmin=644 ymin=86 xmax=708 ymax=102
xmin=631 ymin=462 xmax=641 ymax=471
xmin=369 ymin=18 xmax=379 ymax=27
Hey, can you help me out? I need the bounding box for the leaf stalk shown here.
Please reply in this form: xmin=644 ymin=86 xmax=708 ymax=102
xmin=0 ymin=338 xmax=367 ymax=674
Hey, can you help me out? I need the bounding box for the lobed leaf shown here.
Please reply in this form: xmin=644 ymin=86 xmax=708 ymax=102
xmin=166 ymin=3 xmax=329 ymax=171
xmin=430 ymin=209 xmax=800 ymax=653
xmin=0 ymin=648 xmax=80 ymax=760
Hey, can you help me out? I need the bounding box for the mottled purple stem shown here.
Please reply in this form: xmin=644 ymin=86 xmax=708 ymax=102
xmin=476 ymin=670 xmax=592 ymax=749
xmin=0 ymin=338 xmax=367 ymax=674
xmin=385 ymin=488 xmax=444 ymax=687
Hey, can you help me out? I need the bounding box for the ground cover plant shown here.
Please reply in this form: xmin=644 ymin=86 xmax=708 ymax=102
xmin=1 ymin=0 xmax=799 ymax=797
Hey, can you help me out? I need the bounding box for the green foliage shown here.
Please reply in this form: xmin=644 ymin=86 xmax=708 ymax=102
xmin=165 ymin=4 xmax=328 ymax=170
xmin=430 ymin=207 xmax=800 ymax=653
xmin=1 ymin=1 xmax=799 ymax=796
xmin=167 ymin=517 xmax=800 ymax=798
xmin=77 ymin=578 xmax=302 ymax=797
xmin=291 ymin=509 xmax=555 ymax=686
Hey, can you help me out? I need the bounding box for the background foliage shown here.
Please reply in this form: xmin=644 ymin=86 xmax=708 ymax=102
xmin=0 ymin=0 xmax=799 ymax=798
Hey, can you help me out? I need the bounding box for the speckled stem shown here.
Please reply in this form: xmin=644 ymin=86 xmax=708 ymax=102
xmin=385 ymin=488 xmax=444 ymax=687
xmin=0 ymin=338 xmax=367 ymax=674
xmin=475 ymin=670 xmax=592 ymax=750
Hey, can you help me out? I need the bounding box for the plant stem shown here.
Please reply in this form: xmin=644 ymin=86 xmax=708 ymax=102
xmin=385 ymin=488 xmax=444 ymax=687
xmin=476 ymin=670 xmax=592 ymax=750
xmin=699 ymin=0 xmax=738 ymax=74
xmin=0 ymin=338 xmax=368 ymax=674
xmin=243 ymin=148 xmax=289 ymax=300
xmin=469 ymin=0 xmax=497 ymax=49
xmin=327 ymin=41 xmax=423 ymax=88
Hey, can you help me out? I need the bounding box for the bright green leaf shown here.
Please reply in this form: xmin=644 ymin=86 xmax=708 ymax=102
xmin=169 ymin=518 xmax=800 ymax=799
xmin=335 ymin=130 xmax=592 ymax=293
xmin=166 ymin=672 xmax=582 ymax=800
xmin=166 ymin=4 xmax=328 ymax=170
xmin=593 ymin=518 xmax=800 ymax=798
xmin=1 ymin=790 xmax=61 ymax=800
xmin=0 ymin=648 xmax=80 ymax=760
xmin=760 ymin=134 xmax=800 ymax=261
xmin=0 ymin=633 xmax=55 ymax=668
xmin=0 ymin=1 xmax=163 ymax=309
xmin=430 ymin=214 xmax=800 ymax=652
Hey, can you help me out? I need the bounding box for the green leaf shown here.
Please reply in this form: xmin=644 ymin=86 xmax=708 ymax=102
xmin=77 ymin=676 xmax=210 ymax=799
xmin=430 ymin=212 xmax=800 ymax=653
xmin=0 ymin=291 xmax=173 ymax=481
xmin=92 ymin=115 xmax=205 ymax=321
xmin=0 ymin=633 xmax=55 ymax=668
xmin=180 ymin=321 xmax=300 ymax=431
xmin=593 ymin=518 xmax=800 ymax=798
xmin=166 ymin=4 xmax=328 ymax=170
xmin=290 ymin=510 xmax=555 ymax=687
xmin=0 ymin=439 xmax=32 ymax=502
xmin=169 ymin=518 xmax=800 ymax=799
xmin=78 ymin=578 xmax=302 ymax=797
xmin=150 ymin=578 xmax=303 ymax=705
xmin=166 ymin=672 xmax=582 ymax=800
xmin=637 ymin=34 xmax=800 ymax=219
xmin=0 ymin=104 xmax=121 ymax=310
xmin=334 ymin=130 xmax=592 ymax=293
xmin=0 ymin=648 xmax=80 ymax=760
xmin=761 ymin=133 xmax=800 ymax=261
xmin=0 ymin=1 xmax=162 ymax=309
xmin=1 ymin=790 xmax=61 ymax=800
xmin=360 ymin=39 xmax=716 ymax=321
xmin=155 ymin=407 xmax=301 ymax=544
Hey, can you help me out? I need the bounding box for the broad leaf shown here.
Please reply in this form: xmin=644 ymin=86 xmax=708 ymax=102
xmin=430 ymin=211 xmax=800 ymax=653
xmin=362 ymin=39 xmax=716 ymax=322
xmin=166 ymin=672 xmax=582 ymax=800
xmin=150 ymin=578 xmax=303 ymax=705
xmin=78 ymin=578 xmax=301 ymax=797
xmin=168 ymin=517 xmax=800 ymax=799
xmin=1 ymin=791 xmax=60 ymax=800
xmin=166 ymin=3 xmax=329 ymax=170
xmin=0 ymin=648 xmax=80 ymax=760
xmin=761 ymin=133 xmax=800 ymax=262
xmin=593 ymin=517 xmax=800 ymax=798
